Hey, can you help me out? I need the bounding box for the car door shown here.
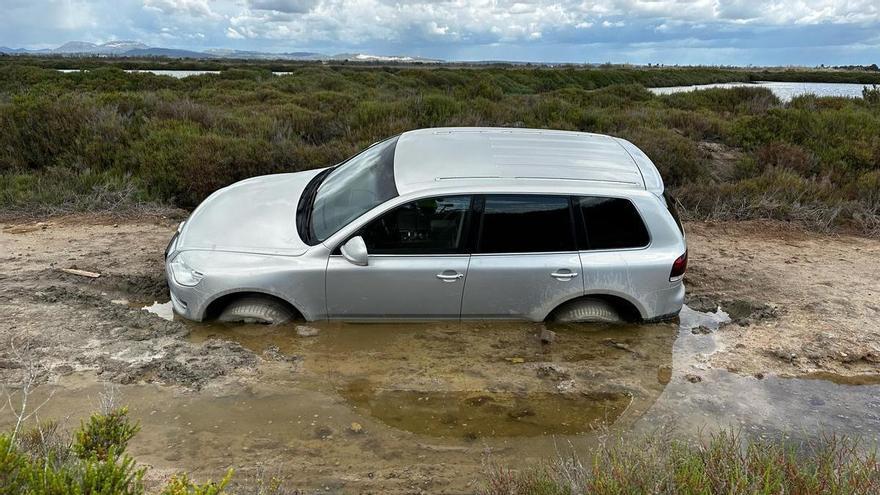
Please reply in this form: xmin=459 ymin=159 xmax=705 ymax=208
xmin=576 ymin=195 xmax=653 ymax=309
xmin=325 ymin=195 xmax=472 ymax=320
xmin=460 ymin=195 xmax=583 ymax=320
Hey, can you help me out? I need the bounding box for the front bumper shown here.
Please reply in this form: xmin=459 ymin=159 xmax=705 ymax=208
xmin=165 ymin=261 xmax=208 ymax=321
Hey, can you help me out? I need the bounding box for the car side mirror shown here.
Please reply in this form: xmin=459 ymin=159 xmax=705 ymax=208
xmin=340 ymin=236 xmax=369 ymax=266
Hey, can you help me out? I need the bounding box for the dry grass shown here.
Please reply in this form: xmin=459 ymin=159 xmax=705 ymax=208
xmin=482 ymin=430 xmax=880 ymax=495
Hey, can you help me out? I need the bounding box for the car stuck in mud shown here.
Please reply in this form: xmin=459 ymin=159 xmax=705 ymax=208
xmin=165 ymin=127 xmax=687 ymax=325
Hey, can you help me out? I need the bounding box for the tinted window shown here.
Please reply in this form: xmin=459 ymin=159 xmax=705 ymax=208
xmin=360 ymin=196 xmax=471 ymax=254
xmin=478 ymin=195 xmax=575 ymax=253
xmin=663 ymin=193 xmax=684 ymax=235
xmin=578 ymin=196 xmax=649 ymax=250
xmin=311 ymin=137 xmax=399 ymax=241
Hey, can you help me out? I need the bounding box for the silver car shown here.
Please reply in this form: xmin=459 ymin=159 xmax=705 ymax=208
xmin=165 ymin=127 xmax=687 ymax=324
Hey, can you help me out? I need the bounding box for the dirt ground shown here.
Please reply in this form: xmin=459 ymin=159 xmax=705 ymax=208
xmin=0 ymin=214 xmax=258 ymax=390
xmin=684 ymin=221 xmax=880 ymax=380
xmin=1 ymin=215 xmax=879 ymax=491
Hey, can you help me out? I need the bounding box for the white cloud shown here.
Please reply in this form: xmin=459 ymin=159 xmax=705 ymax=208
xmin=143 ymin=0 xmax=221 ymax=19
xmin=226 ymin=27 xmax=246 ymax=39
xmin=4 ymin=0 xmax=880 ymax=64
xmin=248 ymin=0 xmax=318 ymax=14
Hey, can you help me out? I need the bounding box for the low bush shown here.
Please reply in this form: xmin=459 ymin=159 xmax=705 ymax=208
xmin=482 ymin=430 xmax=880 ymax=495
xmin=0 ymin=406 xmax=244 ymax=495
xmin=73 ymin=407 xmax=140 ymax=461
xmin=0 ymin=60 xmax=878 ymax=234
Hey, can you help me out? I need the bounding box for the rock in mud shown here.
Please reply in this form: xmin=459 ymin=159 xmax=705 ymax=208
xmin=556 ymin=379 xmax=576 ymax=392
xmin=684 ymin=294 xmax=721 ymax=313
xmin=657 ymin=365 xmax=672 ymax=384
xmin=539 ymin=328 xmax=556 ymax=344
xmin=686 ymin=294 xmax=778 ymax=328
xmin=262 ymin=344 xmax=298 ymax=363
xmin=691 ymin=325 xmax=713 ymax=335
xmin=349 ymin=422 xmax=364 ymax=434
xmin=296 ymin=325 xmax=320 ymax=337
xmin=536 ymin=363 xmax=571 ymax=381
xmin=684 ymin=373 xmax=702 ymax=383
xmin=768 ymin=347 xmax=797 ymax=363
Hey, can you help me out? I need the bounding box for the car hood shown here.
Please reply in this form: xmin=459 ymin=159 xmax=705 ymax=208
xmin=177 ymin=169 xmax=325 ymax=256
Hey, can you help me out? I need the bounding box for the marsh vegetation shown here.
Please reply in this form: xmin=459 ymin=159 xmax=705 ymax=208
xmin=0 ymin=61 xmax=878 ymax=233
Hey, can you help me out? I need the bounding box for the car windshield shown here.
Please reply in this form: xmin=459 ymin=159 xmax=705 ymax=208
xmin=311 ymin=137 xmax=399 ymax=241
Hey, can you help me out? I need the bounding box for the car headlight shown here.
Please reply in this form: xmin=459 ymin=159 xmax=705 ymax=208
xmin=169 ymin=254 xmax=204 ymax=287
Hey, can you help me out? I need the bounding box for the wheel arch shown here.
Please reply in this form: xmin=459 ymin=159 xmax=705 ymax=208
xmin=545 ymin=292 xmax=646 ymax=323
xmin=202 ymin=290 xmax=306 ymax=321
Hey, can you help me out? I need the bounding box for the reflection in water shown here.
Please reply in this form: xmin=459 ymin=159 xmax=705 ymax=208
xmin=189 ymin=318 xmax=677 ymax=438
xmin=342 ymin=380 xmax=632 ymax=438
xmin=142 ymin=300 xmax=174 ymax=321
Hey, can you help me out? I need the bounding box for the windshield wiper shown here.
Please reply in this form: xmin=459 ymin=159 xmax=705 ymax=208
xmin=296 ymin=167 xmax=334 ymax=245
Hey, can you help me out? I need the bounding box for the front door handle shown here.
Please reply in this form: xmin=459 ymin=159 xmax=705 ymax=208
xmin=436 ymin=271 xmax=464 ymax=282
xmin=551 ymin=270 xmax=578 ymax=281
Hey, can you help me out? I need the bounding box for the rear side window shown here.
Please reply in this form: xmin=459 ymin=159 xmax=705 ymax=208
xmin=360 ymin=196 xmax=471 ymax=254
xmin=663 ymin=192 xmax=685 ymax=235
xmin=578 ymin=196 xmax=649 ymax=250
xmin=478 ymin=195 xmax=576 ymax=253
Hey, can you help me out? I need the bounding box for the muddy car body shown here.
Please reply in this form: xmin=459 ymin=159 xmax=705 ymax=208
xmin=165 ymin=127 xmax=687 ymax=324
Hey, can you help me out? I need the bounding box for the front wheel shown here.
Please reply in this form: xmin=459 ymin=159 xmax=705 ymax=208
xmin=217 ymin=297 xmax=296 ymax=324
xmin=551 ymin=298 xmax=623 ymax=324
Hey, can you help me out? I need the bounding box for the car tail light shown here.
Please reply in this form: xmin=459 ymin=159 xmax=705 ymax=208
xmin=670 ymin=250 xmax=687 ymax=281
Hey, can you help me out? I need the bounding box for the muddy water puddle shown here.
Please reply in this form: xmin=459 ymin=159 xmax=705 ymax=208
xmin=341 ymin=380 xmax=631 ymax=438
xmin=185 ymin=319 xmax=672 ymax=441
xmin=4 ymin=305 xmax=880 ymax=491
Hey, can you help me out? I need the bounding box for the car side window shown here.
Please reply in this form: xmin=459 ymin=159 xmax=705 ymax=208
xmin=477 ymin=195 xmax=576 ymax=254
xmin=359 ymin=196 xmax=471 ymax=254
xmin=578 ymin=196 xmax=650 ymax=250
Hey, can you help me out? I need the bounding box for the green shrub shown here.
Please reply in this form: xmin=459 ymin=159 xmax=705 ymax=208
xmin=863 ymin=84 xmax=880 ymax=105
xmin=755 ymin=141 xmax=817 ymax=176
xmin=1 ymin=423 xmax=145 ymax=495
xmin=73 ymin=407 xmax=140 ymax=461
xmin=620 ymin=127 xmax=707 ymax=186
xmin=661 ymin=86 xmax=779 ymax=115
xmin=160 ymin=470 xmax=234 ymax=495
xmin=0 ymin=60 xmax=878 ymax=234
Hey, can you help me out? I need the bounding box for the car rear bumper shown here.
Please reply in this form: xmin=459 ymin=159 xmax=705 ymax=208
xmin=643 ymin=282 xmax=685 ymax=320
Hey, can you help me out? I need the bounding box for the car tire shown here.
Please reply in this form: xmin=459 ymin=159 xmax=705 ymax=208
xmin=552 ymin=298 xmax=623 ymax=324
xmin=217 ymin=297 xmax=296 ymax=324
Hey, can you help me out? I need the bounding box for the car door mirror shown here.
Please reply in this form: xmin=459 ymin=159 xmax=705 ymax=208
xmin=340 ymin=236 xmax=369 ymax=266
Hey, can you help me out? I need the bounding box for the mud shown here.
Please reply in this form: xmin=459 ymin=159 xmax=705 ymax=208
xmin=1 ymin=215 xmax=880 ymax=492
xmin=684 ymin=221 xmax=880 ymax=377
xmin=0 ymin=217 xmax=255 ymax=389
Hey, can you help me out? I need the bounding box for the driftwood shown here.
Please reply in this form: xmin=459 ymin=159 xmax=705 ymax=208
xmin=58 ymin=268 xmax=101 ymax=279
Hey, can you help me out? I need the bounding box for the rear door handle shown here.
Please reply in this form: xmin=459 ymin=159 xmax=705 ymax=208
xmin=436 ymin=272 xmax=464 ymax=282
xmin=551 ymin=270 xmax=578 ymax=281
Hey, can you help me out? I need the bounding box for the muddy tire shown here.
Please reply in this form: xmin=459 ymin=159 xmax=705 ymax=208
xmin=217 ymin=297 xmax=295 ymax=324
xmin=552 ymin=298 xmax=623 ymax=324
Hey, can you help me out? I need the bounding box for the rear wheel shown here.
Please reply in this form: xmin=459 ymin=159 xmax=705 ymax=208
xmin=551 ymin=298 xmax=623 ymax=324
xmin=217 ymin=297 xmax=296 ymax=324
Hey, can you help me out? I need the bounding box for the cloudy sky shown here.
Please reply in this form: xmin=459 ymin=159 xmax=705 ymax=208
xmin=4 ymin=0 xmax=880 ymax=64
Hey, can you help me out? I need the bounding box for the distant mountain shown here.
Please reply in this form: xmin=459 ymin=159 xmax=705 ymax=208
xmin=203 ymin=48 xmax=324 ymax=60
xmin=0 ymin=41 xmax=443 ymax=63
xmin=331 ymin=53 xmax=442 ymax=63
xmin=124 ymin=47 xmax=215 ymax=58
xmin=52 ymin=41 xmax=149 ymax=55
